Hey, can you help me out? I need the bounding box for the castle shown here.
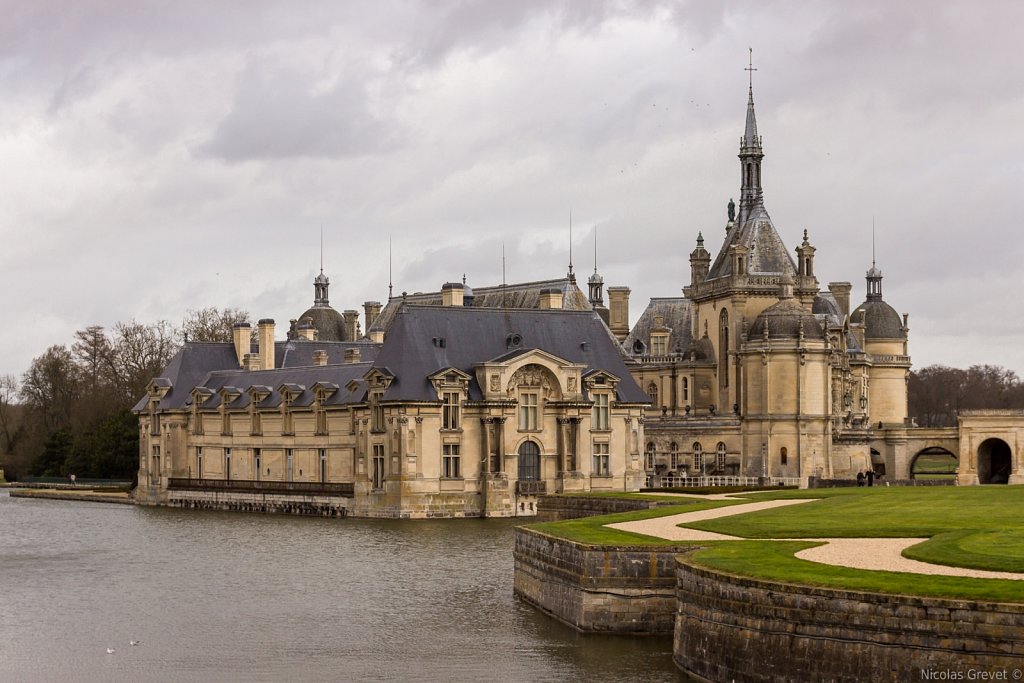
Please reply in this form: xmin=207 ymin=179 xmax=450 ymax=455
xmin=134 ymin=76 xmax=1022 ymax=518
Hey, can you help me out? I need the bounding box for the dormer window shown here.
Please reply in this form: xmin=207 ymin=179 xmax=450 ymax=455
xmin=650 ymin=333 xmax=669 ymax=357
xmin=371 ymin=391 xmax=385 ymax=432
xmin=519 ymin=392 xmax=539 ymax=431
xmin=442 ymin=391 xmax=461 ymax=430
xmin=592 ymin=393 xmax=610 ymax=430
xmin=149 ymin=400 xmax=161 ymax=436
xmin=281 ymin=393 xmax=294 ymax=435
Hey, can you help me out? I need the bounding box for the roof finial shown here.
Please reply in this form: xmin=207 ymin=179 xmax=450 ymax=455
xmin=388 ymin=235 xmax=393 ymax=299
xmin=593 ymin=224 xmax=598 ymax=274
xmin=745 ymin=47 xmax=757 ymax=92
xmin=320 ymin=224 xmax=324 ymax=274
xmin=502 ymin=241 xmax=507 ymax=309
xmin=462 ymin=273 xmax=466 ymax=285
xmin=872 ymin=217 xmax=876 ymax=268
xmin=697 ymin=231 xmax=704 ymax=248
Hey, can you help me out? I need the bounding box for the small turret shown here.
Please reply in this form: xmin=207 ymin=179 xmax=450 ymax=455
xmin=689 ymin=232 xmax=711 ymax=285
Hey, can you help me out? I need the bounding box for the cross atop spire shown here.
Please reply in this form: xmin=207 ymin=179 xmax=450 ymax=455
xmin=745 ymin=47 xmax=757 ymax=91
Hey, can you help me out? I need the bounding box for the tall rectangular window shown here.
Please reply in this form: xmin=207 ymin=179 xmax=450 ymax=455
xmin=250 ymin=409 xmax=262 ymax=436
xmin=592 ymin=442 xmax=609 ymax=476
xmin=316 ymin=405 xmax=327 ymax=435
xmin=319 ymin=448 xmax=328 ymax=483
xmin=253 ymin=448 xmax=261 ymax=481
xmin=221 ymin=409 xmax=231 ymax=436
xmin=286 ymin=448 xmax=294 ymax=482
xmin=150 ymin=401 xmax=160 ymax=435
xmin=442 ymin=444 xmax=461 ymax=478
xmin=651 ymin=335 xmax=667 ymax=356
xmin=197 ymin=447 xmax=204 ymax=479
xmin=371 ymin=393 xmax=385 ymax=432
xmin=225 ymin=448 xmax=232 ymax=480
xmin=442 ymin=392 xmax=460 ymax=430
xmin=282 ymin=397 xmax=294 ymax=435
xmin=372 ymin=444 xmax=385 ymax=489
xmin=519 ymin=392 xmax=538 ymax=431
xmin=592 ymin=394 xmax=609 ymax=430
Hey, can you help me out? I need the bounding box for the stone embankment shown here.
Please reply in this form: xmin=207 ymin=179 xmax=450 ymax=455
xmin=674 ymin=558 xmax=1024 ymax=682
xmin=8 ymin=488 xmax=132 ymax=505
xmin=514 ymin=527 xmax=694 ymax=634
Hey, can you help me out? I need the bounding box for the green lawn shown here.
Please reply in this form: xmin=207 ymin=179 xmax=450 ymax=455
xmin=527 ymin=498 xmax=742 ymax=546
xmin=531 ymin=486 xmax=1024 ymax=601
xmin=687 ymin=540 xmax=1024 ymax=603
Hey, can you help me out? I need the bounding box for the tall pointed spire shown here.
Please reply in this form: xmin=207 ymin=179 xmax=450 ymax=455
xmin=737 ymin=48 xmax=765 ymax=225
xmin=867 ymin=219 xmax=883 ymax=300
xmin=587 ymin=225 xmax=604 ymax=306
xmin=313 ymin=226 xmax=330 ymax=306
xmin=567 ymin=209 xmax=575 ymax=282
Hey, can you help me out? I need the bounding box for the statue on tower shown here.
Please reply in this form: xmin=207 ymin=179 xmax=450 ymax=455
xmin=728 ymin=197 xmax=736 ymax=222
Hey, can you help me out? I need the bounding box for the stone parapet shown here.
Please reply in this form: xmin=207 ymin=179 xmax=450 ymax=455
xmin=674 ymin=557 xmax=1024 ymax=682
xmin=514 ymin=527 xmax=696 ymax=634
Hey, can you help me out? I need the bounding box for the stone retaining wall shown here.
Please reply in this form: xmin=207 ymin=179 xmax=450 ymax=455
xmin=167 ymin=490 xmax=348 ymax=517
xmin=674 ymin=557 xmax=1024 ymax=682
xmin=513 ymin=527 xmax=695 ymax=633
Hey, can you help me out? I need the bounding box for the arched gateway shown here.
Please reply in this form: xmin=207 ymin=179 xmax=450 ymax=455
xmin=977 ymin=438 xmax=1012 ymax=484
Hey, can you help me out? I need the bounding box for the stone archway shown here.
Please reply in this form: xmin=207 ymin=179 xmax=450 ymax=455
xmin=978 ymin=438 xmax=1012 ymax=484
xmin=909 ymin=447 xmax=957 ymax=481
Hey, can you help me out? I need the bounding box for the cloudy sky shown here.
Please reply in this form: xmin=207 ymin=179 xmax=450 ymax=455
xmin=2 ymin=0 xmax=1022 ymax=379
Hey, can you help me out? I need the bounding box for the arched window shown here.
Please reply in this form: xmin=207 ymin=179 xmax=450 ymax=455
xmin=716 ymin=442 xmax=727 ymax=472
xmin=645 ymin=441 xmax=656 ymax=470
xmin=780 ymin=446 xmax=788 ymax=465
xmin=518 ymin=440 xmax=541 ymax=481
xmin=693 ymin=442 xmax=704 ymax=472
xmin=647 ymin=382 xmax=658 ymax=409
xmin=670 ymin=441 xmax=679 ymax=469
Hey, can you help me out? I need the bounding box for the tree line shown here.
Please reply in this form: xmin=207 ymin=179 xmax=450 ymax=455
xmin=0 ymin=308 xmax=248 ymax=481
xmin=907 ymin=364 xmax=1024 ymax=427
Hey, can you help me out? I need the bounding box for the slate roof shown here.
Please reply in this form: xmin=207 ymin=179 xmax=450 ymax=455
xmin=296 ymin=305 xmax=348 ymax=341
xmin=372 ymin=305 xmax=648 ymax=403
xmin=367 ymin=277 xmax=592 ymax=335
xmin=133 ymin=339 xmax=381 ymax=411
xmin=748 ymin=298 xmax=824 ymax=340
xmin=623 ymin=298 xmax=696 ymax=357
xmin=706 ymin=202 xmax=798 ymax=280
xmin=812 ymin=293 xmax=844 ymax=327
xmin=852 ymin=299 xmax=906 ymax=340
xmin=191 ymin=363 xmax=371 ymax=411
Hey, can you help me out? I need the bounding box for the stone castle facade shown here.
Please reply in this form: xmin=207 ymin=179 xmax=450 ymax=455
xmin=134 ymin=77 xmax=1022 ymax=518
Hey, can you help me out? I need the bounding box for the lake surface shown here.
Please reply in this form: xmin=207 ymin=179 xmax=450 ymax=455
xmin=0 ymin=491 xmax=685 ymax=682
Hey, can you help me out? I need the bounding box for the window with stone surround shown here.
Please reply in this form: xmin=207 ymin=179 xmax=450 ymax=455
xmin=372 ymin=444 xmax=385 ymax=489
xmin=442 ymin=391 xmax=461 ymax=430
xmin=592 ymin=442 xmax=610 ymax=476
xmin=592 ymin=393 xmax=610 ymax=431
xmin=442 ymin=444 xmax=461 ymax=479
xmin=519 ymin=392 xmax=539 ymax=431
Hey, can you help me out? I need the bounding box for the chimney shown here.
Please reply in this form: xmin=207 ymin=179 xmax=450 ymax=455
xmin=313 ymin=350 xmax=328 ymax=366
xmin=364 ymin=301 xmax=382 ymax=330
xmin=297 ymin=317 xmax=316 ymax=341
xmin=538 ymin=288 xmax=563 ymax=309
xmin=369 ymin=329 xmax=384 ymax=344
xmin=232 ymin=322 xmax=251 ymax=367
xmin=828 ymin=282 xmax=852 ymax=318
xmin=441 ymin=282 xmax=464 ymax=307
xmin=257 ymin=319 xmax=275 ymax=370
xmin=607 ymin=287 xmax=631 ymax=341
xmin=344 ymin=348 xmax=361 ymax=364
xmin=243 ymin=353 xmax=262 ymax=371
xmin=342 ymin=310 xmax=359 ymax=341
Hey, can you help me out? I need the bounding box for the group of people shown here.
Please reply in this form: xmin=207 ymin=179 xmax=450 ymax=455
xmin=856 ymin=470 xmax=878 ymax=487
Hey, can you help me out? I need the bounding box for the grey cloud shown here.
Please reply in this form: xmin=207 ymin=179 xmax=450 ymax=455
xmin=199 ymin=63 xmax=404 ymax=161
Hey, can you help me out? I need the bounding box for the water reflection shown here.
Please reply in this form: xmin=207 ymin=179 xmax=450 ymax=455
xmin=0 ymin=492 xmax=684 ymax=682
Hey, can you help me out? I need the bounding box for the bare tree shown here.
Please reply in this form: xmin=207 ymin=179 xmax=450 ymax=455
xmin=20 ymin=345 xmax=81 ymax=433
xmin=182 ymin=307 xmax=251 ymax=343
xmin=0 ymin=374 xmax=24 ymax=455
xmin=107 ymin=319 xmax=180 ymax=403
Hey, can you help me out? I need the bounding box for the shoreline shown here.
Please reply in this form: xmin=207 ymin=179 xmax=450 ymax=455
xmin=5 ymin=488 xmax=132 ymax=505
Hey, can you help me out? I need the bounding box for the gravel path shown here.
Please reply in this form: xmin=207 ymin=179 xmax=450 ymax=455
xmin=608 ymin=496 xmax=1024 ymax=580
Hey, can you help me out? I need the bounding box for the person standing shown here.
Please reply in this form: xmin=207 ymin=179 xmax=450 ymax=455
xmin=866 ymin=470 xmax=874 ymax=487
xmin=856 ymin=471 xmax=865 ymax=487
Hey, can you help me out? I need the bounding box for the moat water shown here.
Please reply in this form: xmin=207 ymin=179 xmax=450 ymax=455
xmin=0 ymin=491 xmax=685 ymax=682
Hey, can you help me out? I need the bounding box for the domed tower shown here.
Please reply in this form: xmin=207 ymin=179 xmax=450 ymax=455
xmin=851 ymin=260 xmax=910 ymax=426
xmin=296 ymin=269 xmax=350 ymax=342
xmin=740 ymin=274 xmax=832 ymax=480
